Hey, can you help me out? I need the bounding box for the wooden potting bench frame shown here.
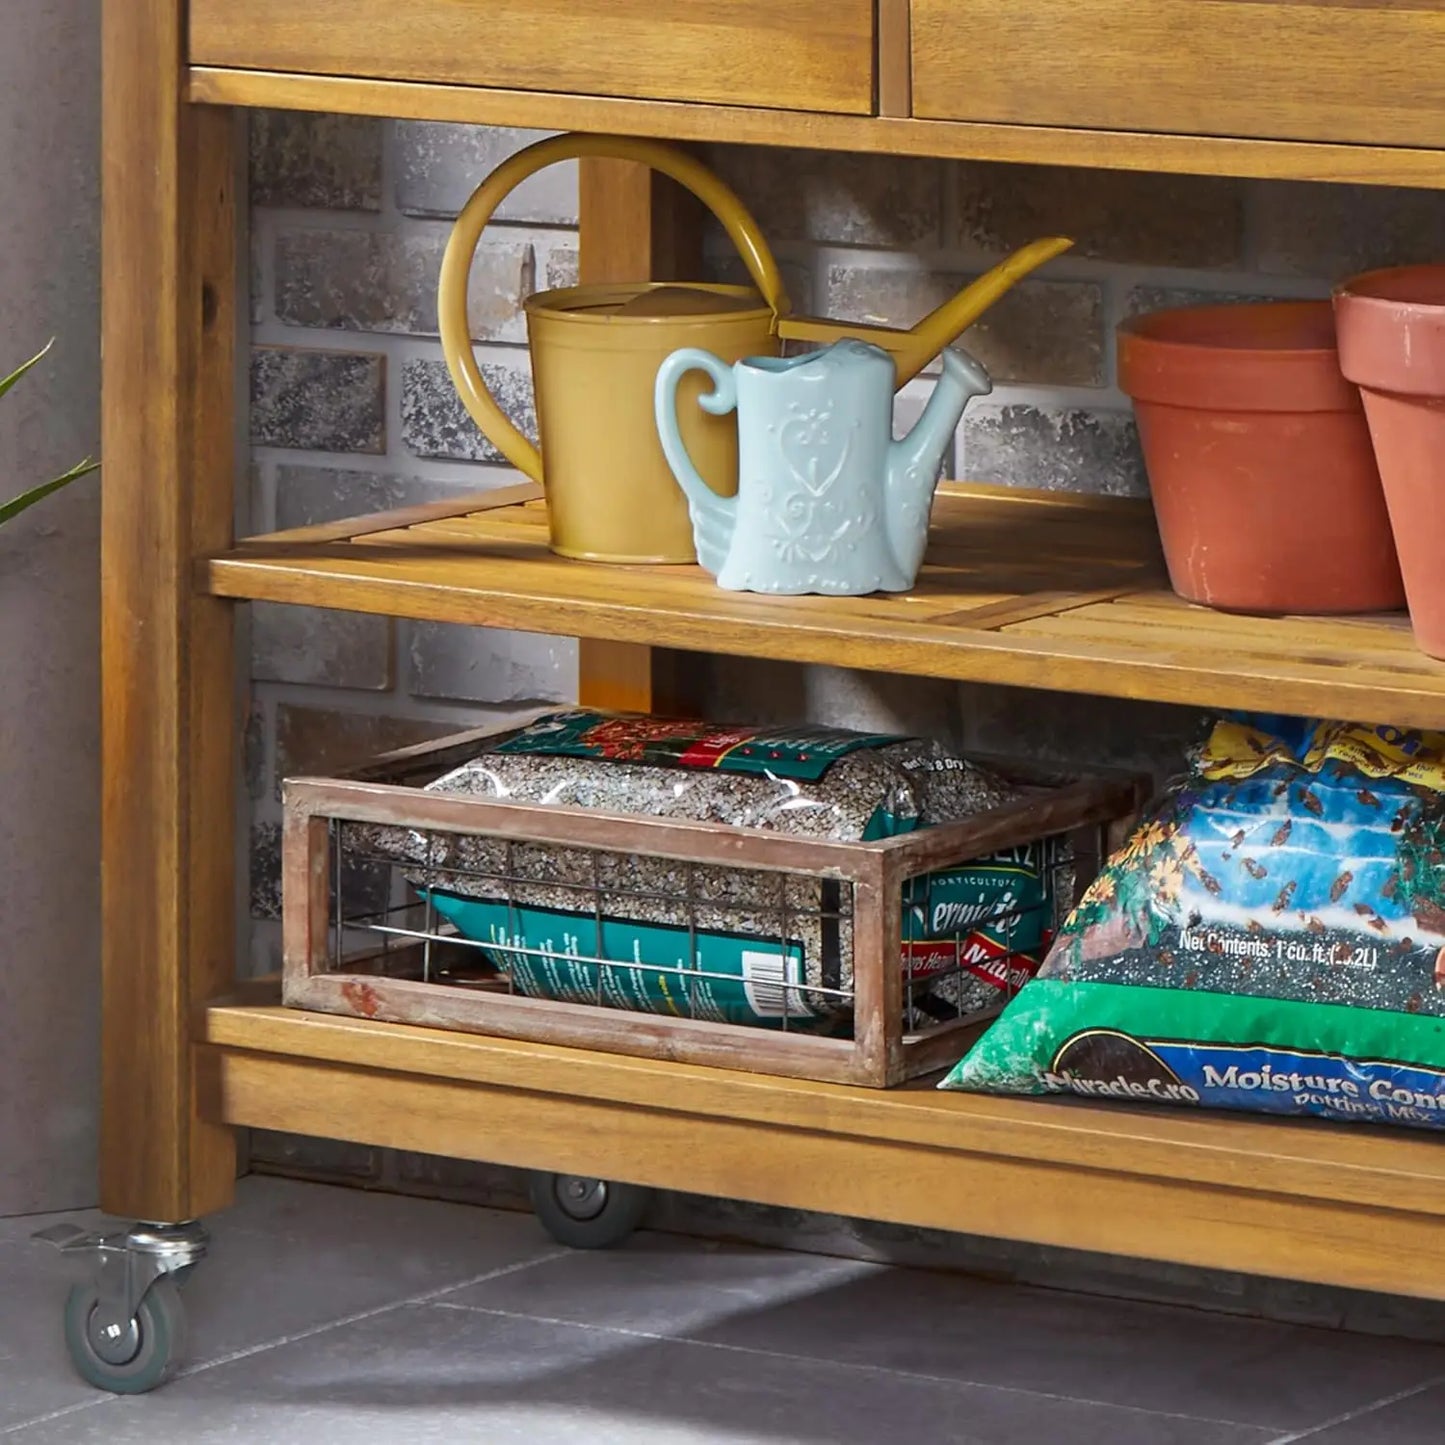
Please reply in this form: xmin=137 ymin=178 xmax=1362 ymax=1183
xmin=103 ymin=0 xmax=1445 ymax=1306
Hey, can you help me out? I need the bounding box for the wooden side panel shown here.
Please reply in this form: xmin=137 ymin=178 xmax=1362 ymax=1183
xmin=912 ymin=0 xmax=1445 ymax=148
xmin=576 ymin=157 xmax=705 ymax=716
xmin=101 ymin=0 xmax=238 ymax=1221
xmin=189 ymin=0 xmax=877 ymax=116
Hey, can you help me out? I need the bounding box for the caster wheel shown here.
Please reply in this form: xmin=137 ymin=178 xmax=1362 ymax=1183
xmin=529 ymin=1172 xmax=652 ymax=1250
xmin=63 ymin=1274 xmax=188 ymax=1394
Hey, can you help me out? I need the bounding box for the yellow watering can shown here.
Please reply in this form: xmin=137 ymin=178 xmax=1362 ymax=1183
xmin=439 ymin=133 xmax=1071 ymax=565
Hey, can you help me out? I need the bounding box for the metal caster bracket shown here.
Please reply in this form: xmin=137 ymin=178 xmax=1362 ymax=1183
xmin=34 ymin=1221 xmax=209 ymax=1324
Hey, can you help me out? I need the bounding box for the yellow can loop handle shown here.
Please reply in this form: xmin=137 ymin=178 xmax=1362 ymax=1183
xmin=439 ymin=134 xmax=791 ymax=485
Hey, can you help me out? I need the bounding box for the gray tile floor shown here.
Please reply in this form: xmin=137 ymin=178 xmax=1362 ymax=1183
xmin=2 ymin=1177 xmax=1442 ymax=1443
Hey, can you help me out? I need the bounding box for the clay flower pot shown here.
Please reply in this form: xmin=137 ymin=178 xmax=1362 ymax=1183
xmin=1334 ymin=266 xmax=1445 ymax=659
xmin=1119 ymin=301 xmax=1404 ymax=615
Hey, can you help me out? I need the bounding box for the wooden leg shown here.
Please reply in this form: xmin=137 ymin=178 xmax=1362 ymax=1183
xmin=576 ymin=158 xmax=703 ymax=715
xmin=101 ymin=0 xmax=239 ymax=1222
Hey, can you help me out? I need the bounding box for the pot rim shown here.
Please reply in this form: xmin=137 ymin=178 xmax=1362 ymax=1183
xmin=1333 ymin=263 xmax=1445 ymax=310
xmin=525 ymin=280 xmax=773 ymax=325
xmin=1118 ymin=301 xmax=1358 ymax=413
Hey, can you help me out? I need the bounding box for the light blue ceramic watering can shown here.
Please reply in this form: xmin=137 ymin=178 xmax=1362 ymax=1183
xmin=654 ymin=339 xmax=991 ymax=595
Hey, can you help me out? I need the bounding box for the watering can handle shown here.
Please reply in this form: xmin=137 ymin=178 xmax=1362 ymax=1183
xmin=439 ymin=134 xmax=791 ymax=485
xmin=654 ymin=348 xmax=738 ymax=578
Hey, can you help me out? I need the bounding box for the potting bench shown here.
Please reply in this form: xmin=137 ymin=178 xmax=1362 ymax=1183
xmin=72 ymin=0 xmax=1445 ymax=1391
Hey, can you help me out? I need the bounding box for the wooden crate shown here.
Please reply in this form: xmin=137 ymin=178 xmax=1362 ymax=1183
xmin=281 ymin=725 xmax=1145 ymax=1087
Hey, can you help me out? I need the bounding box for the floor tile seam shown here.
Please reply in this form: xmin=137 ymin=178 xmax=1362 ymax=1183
xmin=1263 ymin=1367 xmax=1445 ymax=1445
xmin=0 ymin=1247 xmax=570 ymax=1437
xmin=430 ymin=1300 xmax=1266 ymax=1432
xmin=174 ymin=1247 xmax=574 ymax=1381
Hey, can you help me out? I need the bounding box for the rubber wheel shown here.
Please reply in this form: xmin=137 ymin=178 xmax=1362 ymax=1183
xmin=63 ymin=1274 xmax=188 ymax=1394
xmin=528 ymin=1172 xmax=653 ymax=1249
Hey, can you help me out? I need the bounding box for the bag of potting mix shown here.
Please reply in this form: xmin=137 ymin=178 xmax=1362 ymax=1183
xmin=944 ymin=715 xmax=1445 ymax=1131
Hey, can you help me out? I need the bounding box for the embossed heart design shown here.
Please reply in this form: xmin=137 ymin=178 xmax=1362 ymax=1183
xmin=777 ymin=404 xmax=851 ymax=499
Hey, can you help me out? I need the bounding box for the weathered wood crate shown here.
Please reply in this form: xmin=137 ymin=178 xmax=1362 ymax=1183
xmin=281 ymin=725 xmax=1144 ymax=1087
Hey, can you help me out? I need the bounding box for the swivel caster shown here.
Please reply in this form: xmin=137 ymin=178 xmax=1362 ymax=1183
xmin=528 ymin=1172 xmax=653 ymax=1249
xmin=34 ymin=1220 xmax=207 ymax=1394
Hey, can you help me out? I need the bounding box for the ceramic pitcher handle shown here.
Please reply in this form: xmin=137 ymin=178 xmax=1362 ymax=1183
xmin=654 ymin=348 xmax=738 ymax=577
xmin=439 ymin=133 xmax=791 ymax=484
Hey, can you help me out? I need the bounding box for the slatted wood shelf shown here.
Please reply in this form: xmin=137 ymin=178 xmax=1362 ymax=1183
xmin=204 ymin=481 xmax=1445 ymax=728
xmin=200 ymin=985 xmax=1445 ymax=1299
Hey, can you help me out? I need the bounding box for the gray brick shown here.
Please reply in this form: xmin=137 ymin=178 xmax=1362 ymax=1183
xmin=1121 ymin=284 xmax=1305 ymax=321
xmin=251 ymin=347 xmax=385 ymax=454
xmin=544 ymin=245 xmax=579 ymax=291
xmin=703 ymin=249 xmax=816 ymax=315
xmin=274 ymin=229 xmax=534 ymax=343
xmin=961 ymin=404 xmax=1147 ymax=497
xmin=249 ymin=1130 xmax=382 ymax=1184
xmin=953 ymin=163 xmax=1244 ymax=268
xmin=250 ymin=601 xmax=392 ymax=690
xmin=275 ymin=705 xmax=458 ymax=796
xmin=275 ymin=465 xmax=489 ymax=531
xmin=1252 ymin=180 xmax=1445 ymax=279
xmin=249 ymin=111 xmax=383 ymax=212
xmin=400 ymin=356 xmax=535 ymax=464
xmin=958 ymin=684 xmax=1207 ymax=784
xmin=250 ymin=821 xmax=281 ymax=921
xmin=826 ymin=263 xmax=1103 ymax=386
xmin=395 ymin=124 xmax=576 ymax=223
xmin=706 ymin=145 xmax=943 ymax=247
xmin=243 ymin=702 xmax=266 ymax=802
xmin=408 ymin=623 xmax=575 ymax=705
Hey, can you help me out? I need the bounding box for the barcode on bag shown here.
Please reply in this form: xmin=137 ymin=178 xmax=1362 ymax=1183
xmin=742 ymin=950 xmax=814 ymax=1019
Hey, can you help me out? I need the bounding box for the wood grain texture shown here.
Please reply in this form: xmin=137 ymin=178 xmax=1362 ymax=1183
xmin=189 ymin=0 xmax=876 ymax=116
xmin=205 ymin=1046 xmax=1445 ymax=1300
xmin=200 ymin=992 xmax=1445 ymax=1214
xmin=203 ymin=485 xmax=1445 ymax=728
xmin=877 ymin=0 xmax=913 ymax=117
xmin=187 ymin=69 xmax=1445 ymax=190
xmin=103 ymin=0 xmax=238 ymax=1221
xmin=912 ymin=0 xmax=1445 ymax=148
xmin=576 ymin=156 xmax=705 ymax=716
xmin=198 ymin=1000 xmax=1445 ymax=1297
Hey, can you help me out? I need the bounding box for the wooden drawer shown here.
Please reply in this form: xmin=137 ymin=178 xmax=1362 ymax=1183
xmin=190 ymin=0 xmax=877 ymax=115
xmin=911 ymin=0 xmax=1445 ymax=148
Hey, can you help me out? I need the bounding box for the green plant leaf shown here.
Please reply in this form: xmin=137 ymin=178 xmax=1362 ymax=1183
xmin=0 ymin=457 xmax=99 ymax=527
xmin=0 ymin=339 xmax=54 ymax=404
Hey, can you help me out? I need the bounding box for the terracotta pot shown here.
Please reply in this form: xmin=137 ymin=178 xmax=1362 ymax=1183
xmin=1118 ymin=301 xmax=1404 ymax=615
xmin=1334 ymin=266 xmax=1445 ymax=659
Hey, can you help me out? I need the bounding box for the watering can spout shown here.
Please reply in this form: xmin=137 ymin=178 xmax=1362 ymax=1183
xmin=776 ymin=236 xmax=1073 ymax=386
xmin=886 ymin=348 xmax=993 ymax=582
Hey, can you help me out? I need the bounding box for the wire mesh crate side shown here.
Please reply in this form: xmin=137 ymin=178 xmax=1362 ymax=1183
xmin=281 ymin=759 xmax=1148 ymax=1087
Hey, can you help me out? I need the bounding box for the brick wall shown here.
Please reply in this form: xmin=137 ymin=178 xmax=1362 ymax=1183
xmin=244 ymin=115 xmax=1445 ymax=1321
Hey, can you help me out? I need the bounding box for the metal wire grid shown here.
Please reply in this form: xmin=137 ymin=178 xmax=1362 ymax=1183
xmin=321 ymin=817 xmax=1078 ymax=1033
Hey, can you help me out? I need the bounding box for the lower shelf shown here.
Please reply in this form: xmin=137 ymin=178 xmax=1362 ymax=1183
xmin=202 ymin=482 xmax=1445 ymax=728
xmin=202 ymin=988 xmax=1445 ymax=1300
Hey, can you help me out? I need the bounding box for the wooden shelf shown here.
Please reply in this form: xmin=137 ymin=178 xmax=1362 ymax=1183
xmin=187 ymin=69 xmax=1445 ymax=191
xmin=204 ymin=481 xmax=1445 ymax=727
xmin=200 ymin=985 xmax=1445 ymax=1299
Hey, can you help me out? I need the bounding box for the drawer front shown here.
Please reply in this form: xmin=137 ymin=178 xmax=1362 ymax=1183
xmin=191 ymin=0 xmax=876 ymax=115
xmin=912 ymin=0 xmax=1445 ymax=148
